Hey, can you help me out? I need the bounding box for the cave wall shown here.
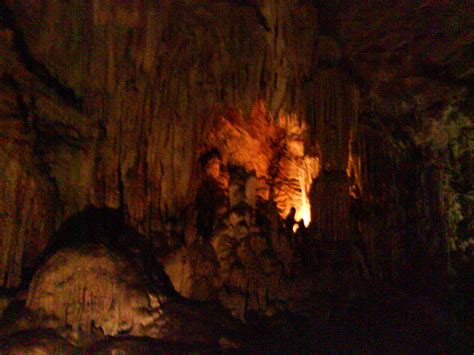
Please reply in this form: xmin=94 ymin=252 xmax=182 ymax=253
xmin=1 ymin=0 xmax=325 ymax=288
xmin=0 ymin=0 xmax=471 ymax=300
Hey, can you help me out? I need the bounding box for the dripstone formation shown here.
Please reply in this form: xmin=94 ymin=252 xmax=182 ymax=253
xmin=0 ymin=0 xmax=472 ymax=352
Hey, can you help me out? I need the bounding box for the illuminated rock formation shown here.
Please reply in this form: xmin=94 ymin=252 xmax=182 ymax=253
xmin=23 ymin=244 xmax=240 ymax=347
xmin=1 ymin=0 xmax=469 ymax=292
xmin=0 ymin=0 xmax=472 ymax=351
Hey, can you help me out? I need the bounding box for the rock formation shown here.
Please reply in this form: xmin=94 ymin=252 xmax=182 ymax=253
xmin=17 ymin=243 xmax=241 ymax=347
xmin=0 ymin=0 xmax=472 ymax=352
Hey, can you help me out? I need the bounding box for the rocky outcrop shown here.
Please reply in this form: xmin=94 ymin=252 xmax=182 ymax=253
xmin=22 ymin=244 xmax=240 ymax=347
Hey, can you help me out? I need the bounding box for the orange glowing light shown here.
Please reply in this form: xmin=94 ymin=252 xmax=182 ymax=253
xmin=293 ymin=223 xmax=299 ymax=233
xmin=294 ymin=170 xmax=311 ymax=228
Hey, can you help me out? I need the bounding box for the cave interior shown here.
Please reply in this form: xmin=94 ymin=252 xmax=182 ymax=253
xmin=0 ymin=0 xmax=473 ymax=353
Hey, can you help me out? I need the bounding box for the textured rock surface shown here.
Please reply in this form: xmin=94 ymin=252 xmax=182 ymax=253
xmin=162 ymin=164 xmax=367 ymax=319
xmin=0 ymin=1 xmax=472 ymax=350
xmin=0 ymin=0 xmax=471 ymax=288
xmin=23 ymin=244 xmax=240 ymax=347
xmin=0 ymin=329 xmax=77 ymax=354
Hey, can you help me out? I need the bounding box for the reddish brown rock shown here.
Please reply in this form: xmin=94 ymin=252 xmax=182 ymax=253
xmin=24 ymin=244 xmax=241 ymax=347
xmin=0 ymin=3 xmax=471 ymax=349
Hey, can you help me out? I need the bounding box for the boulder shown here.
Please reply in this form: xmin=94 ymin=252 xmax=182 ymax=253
xmin=24 ymin=244 xmax=241 ymax=347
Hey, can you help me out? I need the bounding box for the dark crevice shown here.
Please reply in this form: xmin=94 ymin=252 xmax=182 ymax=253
xmin=0 ymin=75 xmax=30 ymax=126
xmin=415 ymin=60 xmax=472 ymax=88
xmin=254 ymin=7 xmax=270 ymax=32
xmin=29 ymin=96 xmax=64 ymax=227
xmin=33 ymin=113 xmax=86 ymax=149
xmin=0 ymin=0 xmax=83 ymax=113
xmin=230 ymin=0 xmax=270 ymax=31
xmin=313 ymin=0 xmax=342 ymax=38
xmin=24 ymin=206 xmax=178 ymax=298
xmin=117 ymin=159 xmax=127 ymax=228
